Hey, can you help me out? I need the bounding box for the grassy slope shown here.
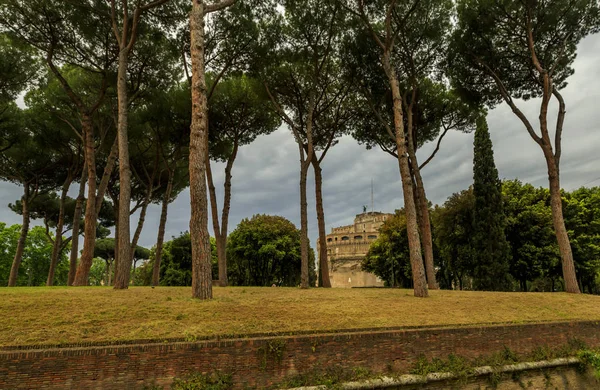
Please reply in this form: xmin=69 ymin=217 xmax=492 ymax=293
xmin=1 ymin=287 xmax=600 ymax=347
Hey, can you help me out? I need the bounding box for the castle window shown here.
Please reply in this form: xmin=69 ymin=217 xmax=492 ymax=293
xmin=341 ymin=236 xmax=350 ymax=241
xmin=354 ymin=235 xmax=363 ymax=240
xmin=367 ymin=235 xmax=377 ymax=240
xmin=327 ymin=238 xmax=332 ymax=242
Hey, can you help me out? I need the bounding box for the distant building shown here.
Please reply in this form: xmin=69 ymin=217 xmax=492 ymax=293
xmin=318 ymin=211 xmax=394 ymax=288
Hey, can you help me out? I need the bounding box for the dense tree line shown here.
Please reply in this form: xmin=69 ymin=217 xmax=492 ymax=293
xmin=364 ymin=183 xmax=600 ymax=293
xmin=1 ymin=0 xmax=598 ymax=298
xmin=136 ymin=215 xmax=316 ymax=287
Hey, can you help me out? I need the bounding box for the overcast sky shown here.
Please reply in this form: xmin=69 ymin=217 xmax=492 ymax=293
xmin=1 ymin=33 xmax=599 ymax=251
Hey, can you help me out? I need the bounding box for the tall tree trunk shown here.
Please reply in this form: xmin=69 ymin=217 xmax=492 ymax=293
xmin=131 ymin=259 xmax=138 ymax=286
xmin=8 ymin=183 xmax=30 ymax=287
xmin=298 ymin=97 xmax=315 ymax=289
xmin=114 ymin=49 xmax=132 ymax=290
xmin=189 ymin=1 xmax=213 ymax=299
xmin=206 ymin=155 xmax=222 ymax=285
xmin=383 ymin=56 xmax=428 ymax=298
xmin=523 ymin=24 xmax=579 ymax=294
xmin=299 ymin=160 xmax=310 ymax=289
xmin=130 ymin=200 xmax=149 ymax=262
xmin=152 ymin=170 xmax=174 ymax=286
xmin=406 ymin=146 xmax=438 ymax=289
xmin=74 ymin=115 xmax=98 ymax=286
xmin=131 ymin=154 xmax=158 ymax=266
xmin=218 ymin=140 xmax=238 ymax=287
xmin=68 ymin=169 xmax=87 ymax=286
xmin=311 ymin=155 xmax=331 ymax=288
xmin=544 ymin=149 xmax=580 ymax=293
xmin=47 ymin=173 xmax=73 ymax=286
xmin=112 ymin=197 xmax=120 ymax=282
xmin=106 ymin=259 xmax=113 ymax=286
xmin=95 ymin=138 xmax=119 ymax=217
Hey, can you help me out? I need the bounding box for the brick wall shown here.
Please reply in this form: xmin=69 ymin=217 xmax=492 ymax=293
xmin=1 ymin=321 xmax=599 ymax=389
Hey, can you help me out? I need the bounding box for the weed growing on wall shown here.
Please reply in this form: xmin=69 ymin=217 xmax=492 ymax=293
xmin=258 ymin=339 xmax=287 ymax=370
xmin=171 ymin=372 xmax=233 ymax=390
xmin=579 ymin=350 xmax=600 ymax=377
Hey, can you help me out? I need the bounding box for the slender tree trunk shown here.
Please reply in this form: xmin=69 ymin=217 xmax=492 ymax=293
xmin=311 ymin=155 xmax=331 ymax=288
xmin=112 ymin=198 xmax=120 ymax=282
xmin=535 ymin=71 xmax=579 ymax=294
xmin=68 ymin=169 xmax=87 ymax=286
xmin=298 ymin=97 xmax=315 ymax=289
xmin=152 ymin=170 xmax=174 ymax=286
xmin=189 ymin=1 xmax=213 ymax=299
xmin=47 ymin=174 xmax=73 ymax=286
xmin=95 ymin=138 xmax=119 ymax=216
xmin=131 ymin=259 xmax=138 ymax=286
xmin=383 ymin=56 xmax=428 ymax=298
xmin=8 ymin=183 xmax=30 ymax=287
xmin=299 ymin=160 xmax=310 ymax=289
xmin=74 ymin=115 xmax=98 ymax=286
xmin=114 ymin=49 xmax=132 ymax=290
xmin=131 ymin=159 xmax=157 ymax=265
xmin=130 ymin=200 xmax=149 ymax=261
xmin=206 ymin=155 xmax=222 ymax=285
xmin=218 ymin=141 xmax=238 ymax=287
xmin=543 ymin=149 xmax=580 ymax=293
xmin=106 ymin=259 xmax=113 ymax=286
xmin=407 ymin=151 xmax=438 ymax=290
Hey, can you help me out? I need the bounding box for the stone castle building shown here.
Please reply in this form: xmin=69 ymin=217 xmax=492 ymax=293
xmin=318 ymin=211 xmax=394 ymax=288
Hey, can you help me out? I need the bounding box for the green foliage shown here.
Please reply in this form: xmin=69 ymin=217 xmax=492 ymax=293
xmin=0 ymin=33 xmax=38 ymax=103
xmin=411 ymin=354 xmax=473 ymax=379
xmin=431 ymin=189 xmax=476 ymax=290
xmin=449 ymin=0 xmax=600 ymax=107
xmin=0 ymin=222 xmax=13 ymax=284
xmin=258 ymin=339 xmax=287 ymax=370
xmin=129 ymin=83 xmax=191 ymax=205
xmin=503 ymin=180 xmax=560 ymax=292
xmin=226 ymin=214 xmax=316 ymax=287
xmin=91 ymin=238 xmax=150 ymax=286
xmin=0 ymin=106 xmax=61 ymax=191
xmin=9 ymin=192 xmax=77 ymax=232
xmin=472 ymin=117 xmax=511 ymax=291
xmin=430 ymin=182 xmax=600 ymax=292
xmin=171 ymin=372 xmax=233 ymax=390
xmin=0 ymin=224 xmax=69 ymax=286
xmin=563 ymin=187 xmax=600 ymax=293
xmin=579 ymin=350 xmax=600 ymax=378
xmin=208 ymin=75 xmax=280 ymax=162
xmin=274 ymin=366 xmax=372 ymax=390
xmin=135 ymin=233 xmax=218 ymax=287
xmin=361 ymin=211 xmax=412 ymax=288
xmin=344 ymin=0 xmax=479 ymax=160
xmin=88 ymin=258 xmax=107 ymax=287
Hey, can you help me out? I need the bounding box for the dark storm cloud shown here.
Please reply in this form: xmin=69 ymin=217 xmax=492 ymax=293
xmin=1 ymin=34 xmax=599 ymax=251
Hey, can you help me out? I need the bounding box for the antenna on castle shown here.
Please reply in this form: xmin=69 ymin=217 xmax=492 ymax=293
xmin=371 ymin=178 xmax=374 ymax=215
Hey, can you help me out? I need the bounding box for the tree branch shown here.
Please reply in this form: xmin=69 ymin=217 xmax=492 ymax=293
xmin=109 ymin=0 xmax=122 ymax=47
xmin=419 ymin=126 xmax=449 ymax=170
xmin=476 ymin=57 xmax=543 ymax=145
xmin=205 ymin=0 xmax=236 ymax=14
xmin=264 ymin=82 xmax=299 ymax=132
xmin=552 ymin=87 xmax=566 ymax=167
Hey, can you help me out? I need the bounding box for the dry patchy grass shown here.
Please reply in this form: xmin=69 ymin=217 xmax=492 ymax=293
xmin=1 ymin=287 xmax=600 ymax=347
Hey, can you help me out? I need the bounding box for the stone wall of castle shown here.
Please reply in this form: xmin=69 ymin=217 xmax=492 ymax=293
xmin=319 ymin=212 xmax=394 ymax=288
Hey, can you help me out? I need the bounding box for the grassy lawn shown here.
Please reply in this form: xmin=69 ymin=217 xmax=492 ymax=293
xmin=1 ymin=287 xmax=600 ymax=347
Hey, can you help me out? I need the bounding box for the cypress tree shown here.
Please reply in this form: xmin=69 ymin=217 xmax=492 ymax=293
xmin=472 ymin=116 xmax=511 ymax=291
